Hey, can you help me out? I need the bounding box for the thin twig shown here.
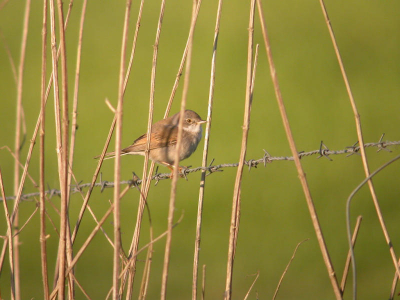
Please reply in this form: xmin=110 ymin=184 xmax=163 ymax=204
xmin=162 ymin=0 xmax=197 ymax=295
xmin=319 ymin=1 xmax=400 ymax=297
xmin=224 ymin=2 xmax=257 ymax=297
xmin=137 ymin=195 xmax=154 ymax=300
xmin=54 ymin=0 xmax=71 ymax=297
xmin=0 ymin=29 xmax=18 ymax=84
xmin=65 ymin=1 xmax=88 ymax=296
xmin=193 ymin=1 xmax=222 ymax=299
xmin=112 ymin=1 xmax=132 ymax=299
xmin=257 ymin=1 xmax=342 ymax=298
xmin=118 ymin=210 xmax=185 ymax=285
xmin=12 ymin=205 xmax=38 ymax=237
xmin=340 ymin=216 xmax=362 ymax=294
xmin=67 ymin=0 xmax=88 ymax=210
xmin=0 ymin=169 xmax=15 ymax=300
xmin=50 ymin=203 xmax=114 ymax=300
xmin=123 ymin=0 xmax=145 ymax=94
xmin=272 ymin=239 xmax=309 ymax=300
xmin=39 ymin=0 xmax=49 ymax=298
xmin=124 ymin=0 xmax=160 ymax=294
xmin=201 ymin=265 xmax=206 ymax=300
xmin=243 ymin=271 xmax=260 ymax=300
xmin=346 ymin=154 xmax=400 ymax=300
xmin=12 ymin=1 xmax=31 ymax=298
xmin=161 ymin=1 xmax=202 ymax=298
xmin=124 ymin=0 xmax=164 ymax=296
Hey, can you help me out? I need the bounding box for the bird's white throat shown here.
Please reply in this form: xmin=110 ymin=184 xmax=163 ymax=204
xmin=183 ymin=124 xmax=202 ymax=134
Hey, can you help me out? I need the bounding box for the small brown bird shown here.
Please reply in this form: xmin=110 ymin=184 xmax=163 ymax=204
xmin=97 ymin=110 xmax=206 ymax=170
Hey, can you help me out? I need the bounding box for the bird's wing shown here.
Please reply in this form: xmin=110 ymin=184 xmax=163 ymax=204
xmin=121 ymin=125 xmax=177 ymax=153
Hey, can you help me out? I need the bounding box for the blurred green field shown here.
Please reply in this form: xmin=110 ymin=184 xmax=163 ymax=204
xmin=1 ymin=0 xmax=400 ymax=299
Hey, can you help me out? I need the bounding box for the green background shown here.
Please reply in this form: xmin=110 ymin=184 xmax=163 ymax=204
xmin=1 ymin=0 xmax=400 ymax=299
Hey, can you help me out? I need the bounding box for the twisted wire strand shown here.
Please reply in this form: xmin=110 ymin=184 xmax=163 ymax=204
xmin=2 ymin=138 xmax=399 ymax=201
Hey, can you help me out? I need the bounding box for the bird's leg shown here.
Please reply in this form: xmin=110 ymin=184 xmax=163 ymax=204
xmin=160 ymin=162 xmax=186 ymax=178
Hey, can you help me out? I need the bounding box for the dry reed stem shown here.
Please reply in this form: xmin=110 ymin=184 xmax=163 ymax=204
xmin=340 ymin=216 xmax=362 ymax=293
xmin=68 ymin=169 xmax=114 ymax=247
xmin=70 ymin=115 xmax=116 ymax=243
xmin=272 ymin=239 xmax=309 ymax=300
xmin=67 ymin=0 xmax=87 ymax=208
xmin=163 ymin=0 xmax=202 ymax=117
xmin=161 ymin=1 xmax=201 ymax=298
xmin=52 ymin=0 xmax=70 ymax=297
xmin=201 ymin=265 xmax=206 ymax=300
xmin=51 ymin=205 xmax=113 ymax=299
xmin=0 ymin=29 xmax=18 ymax=84
xmin=124 ymin=0 xmax=165 ymax=296
xmin=390 ymin=260 xmax=400 ymax=299
xmin=39 ymin=0 xmax=49 ymax=298
xmin=243 ymin=271 xmax=260 ymax=300
xmin=319 ymin=1 xmax=400 ymax=294
xmin=65 ymin=2 xmax=88 ymax=296
xmin=50 ymin=185 xmax=131 ymax=299
xmin=0 ymin=169 xmax=15 ymax=299
xmin=112 ymin=1 xmax=132 ymax=299
xmin=12 ymin=1 xmax=31 ymax=298
xmin=0 ymin=5 xmax=74 ymax=271
xmin=137 ymin=193 xmax=155 ymax=300
xmin=124 ymin=0 xmax=162 ymax=295
xmin=117 ymin=211 xmax=185 ymax=287
xmin=256 ymin=1 xmax=342 ymax=298
xmin=48 ymin=0 xmax=63 ymax=294
xmin=69 ymin=273 xmax=91 ymax=300
xmin=125 ymin=1 xmax=202 ymax=295
xmin=12 ymin=205 xmax=38 ymax=237
xmin=224 ymin=1 xmax=256 ymax=299
xmin=1 ymin=146 xmax=37 ymax=186
xmin=0 ymin=0 xmax=10 ymax=11
xmin=346 ymin=154 xmax=400 ymax=299
xmin=123 ymin=0 xmax=145 ymax=94
xmin=192 ymin=1 xmax=222 ymax=299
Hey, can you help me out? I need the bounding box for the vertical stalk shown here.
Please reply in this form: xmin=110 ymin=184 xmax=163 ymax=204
xmin=192 ymin=0 xmax=222 ymax=299
xmin=0 ymin=169 xmax=15 ymax=299
xmin=257 ymin=0 xmax=342 ymax=298
xmin=39 ymin=0 xmax=49 ymax=299
xmin=160 ymin=0 xmax=202 ymax=297
xmin=113 ymin=1 xmax=132 ymax=299
xmin=56 ymin=0 xmax=70 ymax=298
xmin=13 ymin=1 xmax=31 ymax=298
xmin=319 ymin=1 xmax=400 ymax=295
xmin=224 ymin=0 xmax=257 ymax=292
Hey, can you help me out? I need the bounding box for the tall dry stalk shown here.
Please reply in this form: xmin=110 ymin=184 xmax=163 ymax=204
xmin=192 ymin=0 xmax=223 ymax=299
xmin=0 ymin=169 xmax=15 ymax=299
xmin=256 ymin=0 xmax=342 ymax=298
xmin=160 ymin=0 xmax=202 ymax=296
xmin=319 ymin=2 xmax=400 ymax=297
xmin=12 ymin=1 xmax=31 ymax=298
xmin=224 ymin=1 xmax=257 ymax=298
xmin=124 ymin=1 xmax=202 ymax=296
xmin=112 ymin=0 xmax=133 ymax=298
xmin=39 ymin=0 xmax=49 ymax=299
xmin=124 ymin=0 xmax=165 ymax=296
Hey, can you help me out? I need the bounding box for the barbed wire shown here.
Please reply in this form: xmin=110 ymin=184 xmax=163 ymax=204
xmin=2 ymin=136 xmax=399 ymax=201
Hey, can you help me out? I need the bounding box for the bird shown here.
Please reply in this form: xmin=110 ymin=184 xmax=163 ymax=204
xmin=96 ymin=110 xmax=206 ymax=171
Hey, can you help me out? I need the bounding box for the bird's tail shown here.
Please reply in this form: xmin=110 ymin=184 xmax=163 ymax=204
xmin=94 ymin=149 xmax=132 ymax=160
xmin=93 ymin=151 xmax=116 ymax=160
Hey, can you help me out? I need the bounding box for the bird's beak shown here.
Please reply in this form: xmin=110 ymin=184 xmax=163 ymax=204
xmin=198 ymin=119 xmax=207 ymax=124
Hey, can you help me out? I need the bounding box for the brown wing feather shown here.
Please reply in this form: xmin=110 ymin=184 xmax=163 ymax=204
xmin=121 ymin=124 xmax=177 ymax=153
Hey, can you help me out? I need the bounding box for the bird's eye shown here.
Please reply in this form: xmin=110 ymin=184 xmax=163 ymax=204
xmin=186 ymin=118 xmax=192 ymax=124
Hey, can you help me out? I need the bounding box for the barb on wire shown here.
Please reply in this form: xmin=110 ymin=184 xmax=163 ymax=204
xmin=1 ymin=138 xmax=399 ymax=202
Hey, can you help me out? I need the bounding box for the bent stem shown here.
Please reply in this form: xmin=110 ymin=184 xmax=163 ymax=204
xmin=257 ymin=0 xmax=342 ymax=298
